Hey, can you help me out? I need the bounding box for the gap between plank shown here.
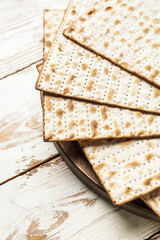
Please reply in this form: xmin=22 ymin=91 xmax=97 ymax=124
xmin=0 ymin=58 xmax=43 ymax=81
xmin=0 ymin=153 xmax=60 ymax=187
xmin=144 ymin=230 xmax=160 ymax=240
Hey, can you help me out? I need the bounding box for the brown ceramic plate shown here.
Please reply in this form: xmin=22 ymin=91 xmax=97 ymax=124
xmin=54 ymin=141 xmax=160 ymax=222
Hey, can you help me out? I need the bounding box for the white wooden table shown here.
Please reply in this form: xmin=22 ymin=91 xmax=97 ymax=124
xmin=0 ymin=0 xmax=160 ymax=239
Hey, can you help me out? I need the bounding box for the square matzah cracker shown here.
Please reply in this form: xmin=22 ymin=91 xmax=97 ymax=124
xmin=64 ymin=0 xmax=160 ymax=87
xmin=44 ymin=95 xmax=160 ymax=141
xmin=142 ymin=189 xmax=160 ymax=217
xmin=80 ymin=138 xmax=160 ymax=205
xmin=36 ymin=0 xmax=160 ymax=115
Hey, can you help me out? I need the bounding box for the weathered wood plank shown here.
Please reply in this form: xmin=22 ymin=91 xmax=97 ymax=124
xmin=0 ymin=0 xmax=68 ymax=79
xmin=0 ymin=157 xmax=159 ymax=240
xmin=0 ymin=63 xmax=58 ymax=183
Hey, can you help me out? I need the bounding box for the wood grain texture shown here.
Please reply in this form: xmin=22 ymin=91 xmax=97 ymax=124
xmin=0 ymin=0 xmax=69 ymax=79
xmin=0 ymin=63 xmax=58 ymax=184
xmin=1 ymin=157 xmax=160 ymax=240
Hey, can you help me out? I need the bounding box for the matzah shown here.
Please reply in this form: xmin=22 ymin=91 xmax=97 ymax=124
xmin=36 ymin=0 xmax=160 ymax=115
xmin=37 ymin=9 xmax=160 ymax=142
xmin=64 ymin=0 xmax=160 ymax=87
xmin=142 ymin=189 xmax=160 ymax=217
xmin=43 ymin=10 xmax=65 ymax=60
xmin=36 ymin=9 xmax=65 ymax=73
xmin=80 ymin=138 xmax=160 ymax=205
xmin=44 ymin=95 xmax=160 ymax=141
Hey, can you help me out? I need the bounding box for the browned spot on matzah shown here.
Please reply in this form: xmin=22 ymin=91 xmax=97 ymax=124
xmin=58 ymin=129 xmax=64 ymax=134
xmin=57 ymin=120 xmax=62 ymax=127
xmin=78 ymin=27 xmax=85 ymax=33
xmin=152 ymin=43 xmax=160 ymax=48
xmin=85 ymin=52 xmax=90 ymax=58
xmin=143 ymin=178 xmax=152 ymax=186
xmin=120 ymin=38 xmax=126 ymax=42
xmin=54 ymin=80 xmax=61 ymax=85
xmin=86 ymin=80 xmax=94 ymax=92
xmin=105 ymin=6 xmax=112 ymax=11
xmin=90 ymin=106 xmax=97 ymax=114
xmin=108 ymin=182 xmax=116 ymax=188
xmin=153 ymin=18 xmax=160 ymax=23
xmin=100 ymin=106 xmax=108 ymax=121
xmin=145 ymin=153 xmax=154 ymax=161
xmin=45 ymin=97 xmax=52 ymax=112
xmin=136 ymin=112 xmax=142 ymax=118
xmin=50 ymin=64 xmax=56 ymax=73
xmin=67 ymin=100 xmax=74 ymax=112
xmin=69 ymin=120 xmax=76 ymax=130
xmin=104 ymin=67 xmax=109 ymax=74
xmin=45 ymin=33 xmax=51 ymax=38
xmin=107 ymin=88 xmax=115 ymax=100
xmin=104 ymin=41 xmax=109 ymax=48
xmin=69 ymin=133 xmax=75 ymax=139
xmin=145 ymin=65 xmax=152 ymax=71
xmin=92 ymin=146 xmax=97 ymax=152
xmin=155 ymin=173 xmax=160 ymax=180
xmin=63 ymin=87 xmax=70 ymax=94
xmin=87 ymin=8 xmax=96 ymax=16
xmin=46 ymin=41 xmax=52 ymax=47
xmin=114 ymin=19 xmax=120 ymax=25
xmin=81 ymin=63 xmax=88 ymax=70
xmin=86 ymin=85 xmax=93 ymax=92
xmin=56 ymin=109 xmax=64 ymax=119
xmin=114 ymin=30 xmax=120 ymax=35
xmin=103 ymin=124 xmax=110 ymax=130
xmin=125 ymin=121 xmax=131 ymax=128
xmin=79 ymin=16 xmax=86 ymax=22
xmin=115 ymin=129 xmax=121 ymax=136
xmin=137 ymin=130 xmax=145 ymax=136
xmin=128 ymin=6 xmax=134 ymax=11
xmin=45 ymin=74 xmax=50 ymax=82
xmin=91 ymin=120 xmax=98 ymax=137
xmin=155 ymin=28 xmax=160 ymax=34
xmin=146 ymin=141 xmax=152 ymax=147
xmin=94 ymin=163 xmax=107 ymax=172
xmin=150 ymin=70 xmax=159 ymax=81
xmin=112 ymin=74 xmax=117 ymax=80
xmin=121 ymin=62 xmax=128 ymax=68
xmin=108 ymin=170 xmax=117 ymax=178
xmin=113 ymin=120 xmax=121 ymax=136
xmin=147 ymin=116 xmax=154 ymax=125
xmin=90 ymin=68 xmax=97 ymax=77
xmin=106 ymin=28 xmax=110 ymax=34
xmin=134 ymin=78 xmax=140 ymax=85
xmin=120 ymin=140 xmax=133 ymax=148
xmin=71 ymin=62 xmax=78 ymax=68
xmin=68 ymin=74 xmax=75 ymax=83
xmin=82 ymin=36 xmax=88 ymax=43
xmin=90 ymin=154 xmax=95 ymax=160
xmin=125 ymin=161 xmax=140 ymax=167
xmin=125 ymin=187 xmax=132 ymax=194
xmin=79 ymin=119 xmax=85 ymax=125
xmin=67 ymin=26 xmax=75 ymax=33
xmin=143 ymin=28 xmax=149 ymax=34
xmin=71 ymin=10 xmax=76 ymax=15
xmin=135 ymin=36 xmax=142 ymax=41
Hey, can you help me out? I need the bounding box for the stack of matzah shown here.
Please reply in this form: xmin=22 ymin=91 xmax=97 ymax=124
xmin=35 ymin=0 xmax=160 ymax=217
